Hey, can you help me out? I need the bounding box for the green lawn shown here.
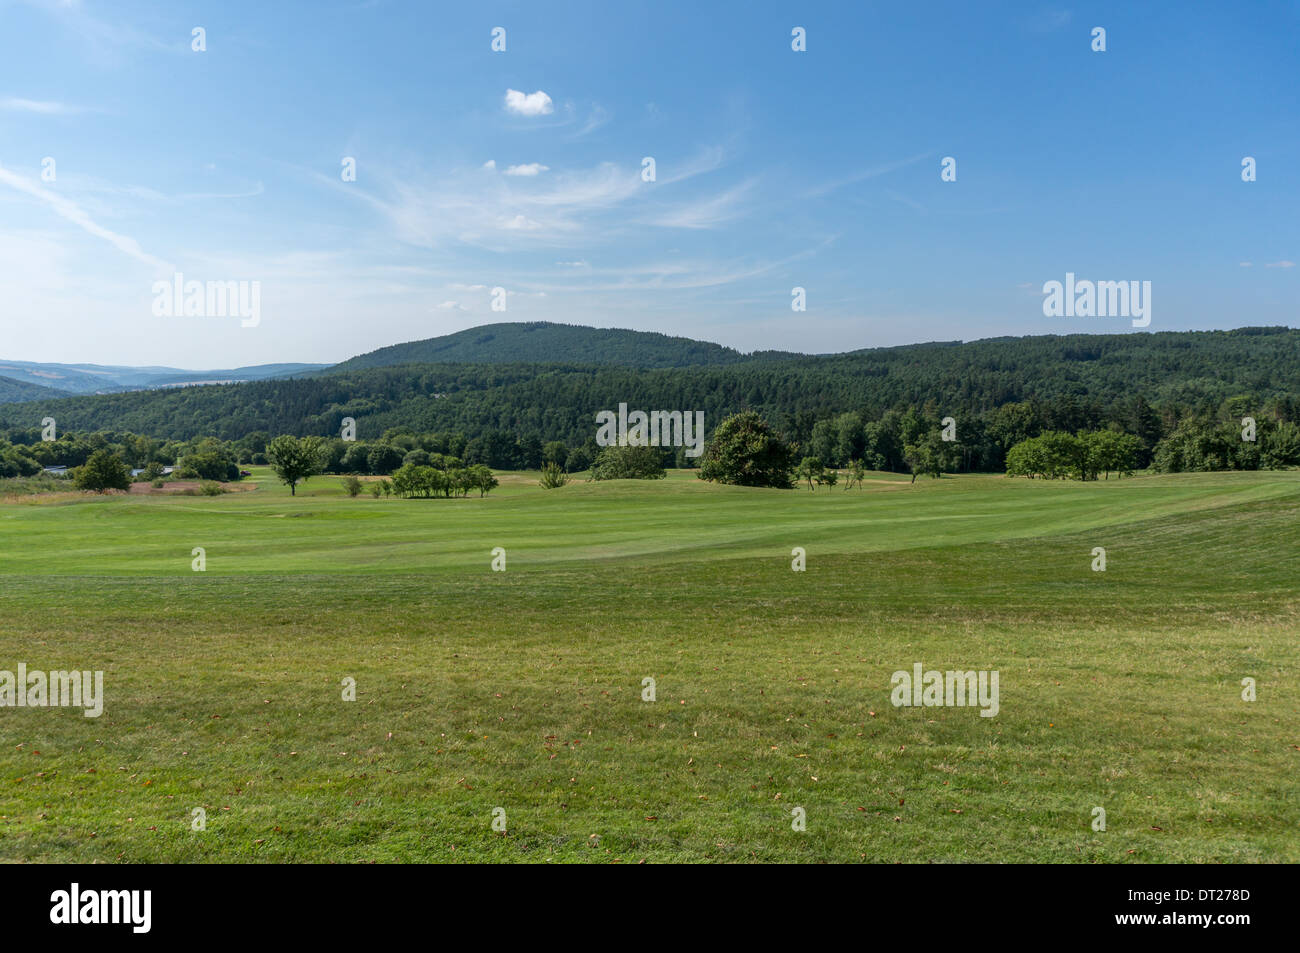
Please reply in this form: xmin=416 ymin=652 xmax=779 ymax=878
xmin=1 ymin=467 xmax=1297 ymax=862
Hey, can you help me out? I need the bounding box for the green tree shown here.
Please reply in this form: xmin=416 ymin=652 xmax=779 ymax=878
xmin=267 ymin=435 xmax=325 ymax=496
xmin=797 ymin=456 xmax=824 ymax=490
xmin=367 ymin=443 xmax=405 ymax=475
xmin=340 ymin=442 xmax=372 ymax=473
xmin=1262 ymin=420 xmax=1300 ymax=469
xmin=844 ymin=459 xmax=866 ymax=490
xmin=697 ymin=411 xmax=795 ymax=488
xmin=542 ymin=441 xmax=569 ymax=467
xmin=468 ymin=464 xmax=499 ymax=497
xmin=564 ymin=445 xmax=595 ymax=473
xmin=1083 ymin=429 xmax=1140 ymax=479
xmin=73 ymin=449 xmax=130 ymax=493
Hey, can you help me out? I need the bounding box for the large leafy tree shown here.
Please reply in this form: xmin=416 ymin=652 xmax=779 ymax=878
xmin=698 ymin=411 xmax=795 ymax=488
xmin=366 ymin=443 xmax=405 ymax=475
xmin=74 ymin=449 xmax=131 ymax=493
xmin=267 ymin=435 xmax=325 ymax=495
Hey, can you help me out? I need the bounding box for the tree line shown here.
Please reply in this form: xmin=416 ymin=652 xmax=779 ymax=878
xmin=4 ymin=328 xmax=1298 ymax=463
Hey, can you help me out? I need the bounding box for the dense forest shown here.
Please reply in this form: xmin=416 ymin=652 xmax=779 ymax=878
xmin=0 ymin=376 xmax=68 ymax=403
xmin=330 ymin=321 xmax=762 ymax=371
xmin=5 ymin=327 xmax=1294 ymax=465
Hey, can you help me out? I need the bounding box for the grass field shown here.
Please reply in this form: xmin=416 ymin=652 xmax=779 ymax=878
xmin=1 ymin=466 xmax=1297 ymax=863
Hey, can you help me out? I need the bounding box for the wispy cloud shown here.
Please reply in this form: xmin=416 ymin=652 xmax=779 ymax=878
xmin=643 ymin=178 xmax=758 ymax=229
xmin=0 ymin=164 xmax=172 ymax=271
xmin=21 ymin=0 xmax=173 ymax=59
xmin=1025 ymin=8 xmax=1074 ymax=33
xmin=0 ymin=97 xmax=83 ymax=114
xmin=503 ymin=163 xmax=549 ymax=177
xmin=571 ymin=104 xmax=610 ymax=137
xmin=884 ymin=188 xmax=926 ymax=213
xmin=803 ymin=151 xmax=933 ymax=199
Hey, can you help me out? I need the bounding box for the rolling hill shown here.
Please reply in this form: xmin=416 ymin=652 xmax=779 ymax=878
xmin=330 ymin=321 xmax=755 ymax=371
xmin=0 ymin=359 xmax=328 ymax=398
xmin=0 ymin=375 xmax=70 ymax=404
xmin=2 ymin=326 xmax=1297 ymax=446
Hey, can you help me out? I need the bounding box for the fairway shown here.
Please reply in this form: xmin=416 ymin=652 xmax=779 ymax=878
xmin=1 ymin=469 xmax=1297 ymax=863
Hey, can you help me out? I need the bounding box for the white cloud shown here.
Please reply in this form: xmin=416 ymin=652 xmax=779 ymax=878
xmin=321 ymin=146 xmax=736 ymax=250
xmin=573 ymin=104 xmax=609 ymax=137
xmin=803 ymin=152 xmax=933 ymax=199
xmin=0 ymin=163 xmax=172 ymax=272
xmin=482 ymin=159 xmax=496 ymax=170
xmin=645 ymin=179 xmax=757 ymax=229
xmin=1265 ymin=260 xmax=1295 ymax=268
xmin=436 ymin=300 xmax=467 ymax=311
xmin=504 ymin=163 xmax=549 ymax=177
xmin=504 ymin=89 xmax=554 ymax=116
xmin=503 ymin=214 xmax=543 ymax=230
xmin=0 ymin=97 xmax=79 ymax=114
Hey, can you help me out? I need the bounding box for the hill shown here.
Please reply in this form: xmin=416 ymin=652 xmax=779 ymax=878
xmin=1 ymin=327 xmax=1298 ymax=451
xmin=0 ymin=375 xmax=71 ymax=404
xmin=0 ymin=359 xmax=327 ymax=396
xmin=331 ymin=321 xmax=750 ymax=371
xmin=0 ymin=325 xmax=1294 ymax=447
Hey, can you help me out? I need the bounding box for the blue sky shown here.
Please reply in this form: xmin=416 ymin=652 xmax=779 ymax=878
xmin=0 ymin=0 xmax=1296 ymax=367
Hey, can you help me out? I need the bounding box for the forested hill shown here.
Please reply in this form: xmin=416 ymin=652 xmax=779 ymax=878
xmin=331 ymin=321 xmax=752 ymax=370
xmin=0 ymin=376 xmax=70 ymax=404
xmin=2 ymin=327 xmax=1297 ymax=446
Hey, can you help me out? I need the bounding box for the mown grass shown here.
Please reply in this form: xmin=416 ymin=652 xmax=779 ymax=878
xmin=0 ymin=468 xmax=1296 ymax=863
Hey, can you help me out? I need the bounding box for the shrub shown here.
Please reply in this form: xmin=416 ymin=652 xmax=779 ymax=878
xmin=343 ymin=475 xmax=364 ymax=497
xmin=564 ymin=446 xmax=594 ymax=473
xmin=199 ymin=480 xmax=226 ymax=496
xmin=184 ymin=450 xmax=234 ymax=481
xmin=589 ymin=445 xmax=666 ymax=481
xmin=539 ymin=462 xmax=568 ymax=488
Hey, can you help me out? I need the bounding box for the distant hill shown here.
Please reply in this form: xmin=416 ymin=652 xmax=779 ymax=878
xmin=5 ymin=326 xmax=1299 ymax=445
xmin=0 ymin=359 xmax=327 ymax=396
xmin=331 ymin=321 xmax=750 ymax=371
xmin=0 ymin=375 xmax=70 ymax=404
